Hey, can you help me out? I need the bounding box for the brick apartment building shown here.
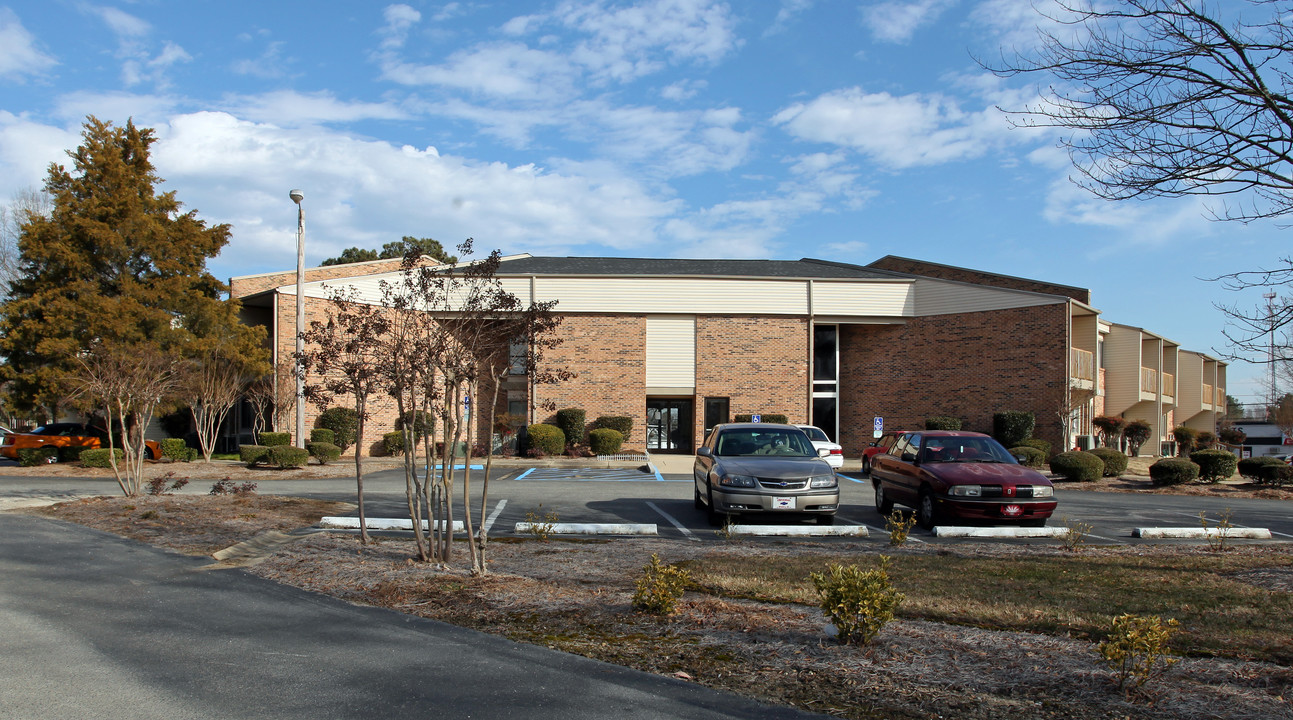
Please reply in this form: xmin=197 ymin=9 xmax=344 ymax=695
xmin=229 ymin=254 xmax=1226 ymax=457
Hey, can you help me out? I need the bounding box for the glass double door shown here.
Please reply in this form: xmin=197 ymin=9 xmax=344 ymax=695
xmin=646 ymin=399 xmax=693 ymax=453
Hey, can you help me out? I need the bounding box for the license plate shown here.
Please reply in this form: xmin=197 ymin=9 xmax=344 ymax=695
xmin=773 ymin=497 xmax=796 ymax=510
xmin=1002 ymin=504 xmax=1022 ymax=516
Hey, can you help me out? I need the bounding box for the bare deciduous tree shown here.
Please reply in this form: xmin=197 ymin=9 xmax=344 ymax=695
xmin=0 ymin=188 xmax=51 ymax=300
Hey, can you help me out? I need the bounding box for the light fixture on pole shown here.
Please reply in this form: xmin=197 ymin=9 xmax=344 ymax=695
xmin=290 ymin=189 xmax=306 ymax=449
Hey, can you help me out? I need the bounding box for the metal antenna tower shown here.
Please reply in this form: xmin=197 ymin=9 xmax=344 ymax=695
xmin=1265 ymin=291 xmax=1279 ymax=408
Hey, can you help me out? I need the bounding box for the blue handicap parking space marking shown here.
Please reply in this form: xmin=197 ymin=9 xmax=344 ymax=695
xmin=515 ymin=467 xmax=680 ymax=482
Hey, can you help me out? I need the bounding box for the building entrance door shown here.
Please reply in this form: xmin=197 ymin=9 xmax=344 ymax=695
xmin=646 ymin=399 xmax=693 ymax=454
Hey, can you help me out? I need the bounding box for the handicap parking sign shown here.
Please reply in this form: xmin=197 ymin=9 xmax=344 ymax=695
xmin=873 ymin=416 xmax=883 ymax=438
xmin=752 ymin=414 xmax=761 ymax=423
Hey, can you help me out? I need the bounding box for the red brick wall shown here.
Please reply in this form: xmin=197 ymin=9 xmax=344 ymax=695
xmin=837 ymin=304 xmax=1070 ymax=454
xmin=868 ymin=256 xmax=1090 ymax=304
xmin=532 ymin=315 xmax=647 ymax=447
xmin=695 ymin=316 xmax=809 ymax=449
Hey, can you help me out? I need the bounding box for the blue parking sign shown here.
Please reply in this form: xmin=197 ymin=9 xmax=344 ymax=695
xmin=752 ymin=414 xmax=762 ymax=423
xmin=873 ymin=416 xmax=883 ymax=438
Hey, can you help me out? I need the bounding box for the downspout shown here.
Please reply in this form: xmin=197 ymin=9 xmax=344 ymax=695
xmin=807 ymin=279 xmax=814 ymax=426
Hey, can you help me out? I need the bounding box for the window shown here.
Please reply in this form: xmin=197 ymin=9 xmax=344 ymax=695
xmin=509 ymin=339 xmax=527 ymax=375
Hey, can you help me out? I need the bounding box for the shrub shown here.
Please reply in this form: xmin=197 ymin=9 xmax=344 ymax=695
xmin=1172 ymin=426 xmax=1198 ymax=456
xmin=1088 ymin=447 xmax=1129 ymax=477
xmin=58 ymin=446 xmax=91 ymax=463
xmin=382 ymin=430 xmax=409 ymax=456
xmin=160 ymin=438 xmax=195 ymax=462
xmin=306 ymin=442 xmax=341 ymax=465
xmin=1189 ymin=449 xmax=1237 ymax=483
xmin=1217 ymin=425 xmax=1247 ymax=446
xmin=1123 ymin=420 xmax=1153 ymax=455
xmin=309 ymin=428 xmax=335 ymax=445
xmin=554 ymin=408 xmax=586 ymax=448
xmin=1194 ymin=431 xmax=1216 ymax=450
xmin=1098 ymin=613 xmax=1181 ymax=694
xmin=1149 ymin=458 xmax=1199 ymax=486
xmin=811 ymin=557 xmax=904 ymax=645
xmin=527 ymin=424 xmax=565 ymax=456
xmin=631 ymin=553 xmax=690 ymax=615
xmin=17 ymin=447 xmax=58 ymax=466
xmin=211 ymin=479 xmax=259 ymax=496
xmin=588 ymin=428 xmax=624 ymax=455
xmin=398 ymin=409 xmax=435 ymax=438
xmin=993 ymin=411 xmax=1035 ymax=448
xmin=317 ymin=407 xmax=358 ymax=452
xmin=239 ymin=444 xmax=270 ymax=467
xmin=259 ymin=431 xmax=291 ymax=447
xmin=592 ymin=415 xmax=633 ymax=438
xmin=1260 ymin=464 xmax=1293 ymax=487
xmin=146 ymin=474 xmax=189 ymax=495
xmin=268 ymin=445 xmax=310 ymax=469
xmin=1093 ymin=416 xmax=1126 ymax=447
xmin=1016 ymin=437 xmax=1051 ymax=456
xmin=924 ymin=416 xmax=962 ymax=431
xmin=1048 ymin=451 xmax=1104 ymax=482
xmin=1239 ymin=455 xmax=1288 ymax=481
xmin=79 ymin=448 xmax=123 ymax=468
xmin=1010 ymin=446 xmax=1046 ymax=469
xmin=733 ymin=413 xmax=789 ymax=424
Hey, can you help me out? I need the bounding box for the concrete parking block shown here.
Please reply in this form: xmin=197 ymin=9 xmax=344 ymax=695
xmin=1133 ymin=527 xmax=1273 ymax=539
xmin=725 ymin=524 xmax=869 ymax=537
xmin=932 ymin=526 xmax=1069 ymax=538
xmin=514 ymin=522 xmax=658 ymax=535
xmin=319 ymin=517 xmax=465 ymax=532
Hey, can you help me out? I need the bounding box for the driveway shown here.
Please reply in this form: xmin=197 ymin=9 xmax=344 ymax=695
xmin=0 ymin=513 xmax=822 ymax=720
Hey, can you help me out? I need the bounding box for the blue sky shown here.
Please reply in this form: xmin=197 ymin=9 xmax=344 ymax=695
xmin=0 ymin=0 xmax=1282 ymax=403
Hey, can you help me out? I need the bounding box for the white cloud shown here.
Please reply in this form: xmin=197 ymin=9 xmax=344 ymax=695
xmin=0 ymin=8 xmax=57 ymax=82
xmin=0 ymin=112 xmax=81 ymax=196
xmin=223 ymin=91 xmax=410 ymax=126
xmin=52 ymin=91 xmax=183 ymax=127
xmin=379 ymin=4 xmax=422 ymax=49
xmin=231 ymin=41 xmax=289 ymax=79
xmin=381 ymin=42 xmax=578 ymax=101
xmin=557 ymin=0 xmax=740 ymax=82
xmin=765 ymin=0 xmax=814 ymax=36
xmin=659 ymin=78 xmax=707 ymax=101
xmin=93 ymin=6 xmax=151 ymax=38
xmin=862 ymin=0 xmax=958 ymax=43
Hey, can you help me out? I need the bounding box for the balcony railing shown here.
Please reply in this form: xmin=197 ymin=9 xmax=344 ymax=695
xmin=1140 ymin=367 xmax=1158 ymax=394
xmin=1162 ymin=372 xmax=1175 ymax=398
xmin=1070 ymin=348 xmax=1094 ymax=381
xmin=1203 ymin=383 xmax=1214 ymax=407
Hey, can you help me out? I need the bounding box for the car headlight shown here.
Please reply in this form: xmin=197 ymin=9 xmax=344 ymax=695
xmin=1032 ymin=485 xmax=1054 ymax=498
xmin=809 ymin=474 xmax=837 ymax=489
xmin=719 ymin=473 xmax=757 ymax=488
xmin=948 ymin=485 xmax=982 ymax=497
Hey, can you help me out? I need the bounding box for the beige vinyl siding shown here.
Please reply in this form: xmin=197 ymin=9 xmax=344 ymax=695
xmin=912 ymin=278 xmax=1065 ymax=316
xmin=810 ymin=280 xmax=913 ymax=316
xmin=1176 ymin=351 xmax=1204 ymax=415
xmin=646 ymin=316 xmax=696 ymax=390
xmin=531 ymin=277 xmax=809 ymax=314
xmin=1103 ymin=326 xmax=1144 ymax=415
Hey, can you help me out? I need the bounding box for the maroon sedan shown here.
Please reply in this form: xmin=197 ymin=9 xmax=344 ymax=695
xmin=870 ymin=430 xmax=1056 ymax=529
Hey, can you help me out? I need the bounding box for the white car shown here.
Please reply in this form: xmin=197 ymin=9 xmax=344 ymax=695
xmin=797 ymin=424 xmax=844 ymax=469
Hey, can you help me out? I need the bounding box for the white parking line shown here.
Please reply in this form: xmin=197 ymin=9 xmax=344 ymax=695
xmin=484 ymin=499 xmax=507 ymax=533
xmin=646 ymin=501 xmax=698 ymax=542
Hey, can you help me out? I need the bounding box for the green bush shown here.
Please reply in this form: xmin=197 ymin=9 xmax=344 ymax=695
xmin=1218 ymin=425 xmax=1246 ymax=446
xmin=1149 ymin=458 xmax=1199 ymax=486
xmin=1010 ymin=446 xmax=1046 ymax=469
xmin=924 ymin=416 xmax=962 ymax=431
xmin=317 ymin=407 xmax=358 ymax=452
xmin=592 ymin=415 xmax=633 ymax=438
xmin=382 ymin=430 xmax=409 ymax=456
xmin=160 ymin=438 xmax=195 ymax=462
xmin=398 ymin=410 xmax=434 ymax=438
xmin=1124 ymin=420 xmax=1153 ymax=455
xmin=268 ymin=445 xmax=310 ymax=469
xmin=309 ymin=428 xmax=335 ymax=445
xmin=1189 ymin=449 xmax=1237 ymax=483
xmin=1194 ymin=431 xmax=1216 ymax=449
xmin=1098 ymin=613 xmax=1181 ymax=693
xmin=631 ymin=553 xmax=690 ymax=615
xmin=733 ymin=413 xmax=789 ymax=424
xmin=259 ymin=431 xmax=291 ymax=447
xmin=554 ymin=408 xmax=586 ymax=447
xmin=1016 ymin=437 xmax=1051 ymax=456
xmin=79 ymin=448 xmax=123 ymax=468
xmin=1237 ymin=455 xmax=1286 ymax=481
xmin=993 ymin=411 xmax=1035 ymax=448
xmin=588 ymin=428 xmax=624 ymax=455
xmin=1172 ymin=426 xmax=1198 ymax=456
xmin=240 ymin=444 xmax=270 ymax=467
xmin=527 ymin=424 xmax=565 ymax=456
xmin=1048 ymin=451 xmax=1104 ymax=482
xmin=811 ymin=557 xmax=904 ymax=645
xmin=17 ymin=447 xmax=58 ymax=466
xmin=1093 ymin=416 xmax=1126 ymax=446
xmin=306 ymin=442 xmax=341 ymax=465
xmin=1259 ymin=464 xmax=1293 ymax=487
xmin=1089 ymin=447 xmax=1129 ymax=477
xmin=58 ymin=446 xmax=92 ymax=463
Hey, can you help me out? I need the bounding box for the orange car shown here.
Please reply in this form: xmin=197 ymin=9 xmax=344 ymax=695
xmin=0 ymin=423 xmax=161 ymax=462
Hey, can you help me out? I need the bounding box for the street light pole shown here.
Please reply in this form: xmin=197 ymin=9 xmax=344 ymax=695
xmin=290 ymin=189 xmax=306 ymax=449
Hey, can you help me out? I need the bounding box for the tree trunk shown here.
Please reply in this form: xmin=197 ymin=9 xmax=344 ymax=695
xmin=354 ymin=394 xmax=370 ymax=545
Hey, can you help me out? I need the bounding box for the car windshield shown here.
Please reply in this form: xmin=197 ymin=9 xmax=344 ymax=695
xmin=799 ymin=426 xmax=829 ymax=442
xmin=919 ymin=437 xmax=1016 ymax=464
xmin=715 ymin=429 xmax=815 ymax=457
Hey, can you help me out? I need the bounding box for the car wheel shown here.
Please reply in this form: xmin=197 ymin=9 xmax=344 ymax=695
xmin=693 ymin=485 xmax=705 ymax=510
xmin=861 ymin=456 xmax=870 ymax=475
xmin=814 ymin=513 xmax=835 ymax=526
xmin=144 ymin=447 xmax=156 ymax=460
xmin=705 ymin=487 xmax=724 ymax=527
xmin=43 ymin=448 xmax=59 ymax=464
xmin=917 ymin=490 xmax=939 ymax=530
xmin=873 ymin=482 xmax=894 ymax=515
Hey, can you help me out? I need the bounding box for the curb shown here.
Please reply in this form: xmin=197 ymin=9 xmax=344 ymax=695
xmin=1133 ymin=527 xmax=1272 ymax=539
xmin=319 ymin=516 xmax=466 ymax=532
xmin=932 ymin=526 xmax=1069 ymax=538
xmin=725 ymin=524 xmax=869 ymax=537
xmin=514 ymin=522 xmax=657 ymax=536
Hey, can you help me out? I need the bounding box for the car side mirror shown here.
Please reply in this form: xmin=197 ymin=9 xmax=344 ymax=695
xmin=901 ymin=452 xmax=918 ymax=463
xmin=1010 ymin=452 xmax=1027 ymax=464
xmin=696 ymin=447 xmax=713 ymax=458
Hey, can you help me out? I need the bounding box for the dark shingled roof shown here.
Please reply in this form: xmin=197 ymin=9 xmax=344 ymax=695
xmin=494 ymin=256 xmax=898 ymax=279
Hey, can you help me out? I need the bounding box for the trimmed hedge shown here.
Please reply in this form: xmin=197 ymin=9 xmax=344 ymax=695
xmin=1189 ymin=449 xmax=1237 ymax=483
xmin=1088 ymin=447 xmax=1129 ymax=477
xmin=554 ymin=408 xmax=586 ymax=447
xmin=240 ymin=444 xmax=270 ymax=467
xmin=1016 ymin=437 xmax=1052 ymax=456
xmin=1172 ymin=426 xmax=1198 ymax=455
xmin=79 ymin=448 xmax=124 ymax=468
xmin=589 ymin=428 xmax=624 ymax=455
xmin=17 ymin=447 xmax=58 ymax=466
xmin=1237 ymin=456 xmax=1285 ymax=481
xmin=734 ymin=413 xmax=789 ymax=424
xmin=58 ymin=445 xmax=92 ymax=463
xmin=306 ymin=442 xmax=341 ymax=465
xmin=527 ymin=424 xmax=565 ymax=456
xmin=1260 ymin=464 xmax=1293 ymax=487
xmin=924 ymin=416 xmax=962 ymax=431
xmin=309 ymin=428 xmax=336 ymax=445
xmin=1150 ymin=458 xmax=1199 ymax=486
xmin=382 ymin=430 xmax=409 ymax=456
xmin=592 ymin=415 xmax=633 ymax=438
xmin=259 ymin=432 xmax=291 ymax=447
xmin=317 ymin=407 xmax=358 ymax=452
xmin=993 ymin=411 xmax=1035 ymax=448
xmin=1048 ymin=451 xmax=1103 ymax=482
xmin=160 ymin=438 xmax=196 ymax=462
xmin=1010 ymin=446 xmax=1046 ymax=469
xmin=268 ymin=445 xmax=310 ymax=469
